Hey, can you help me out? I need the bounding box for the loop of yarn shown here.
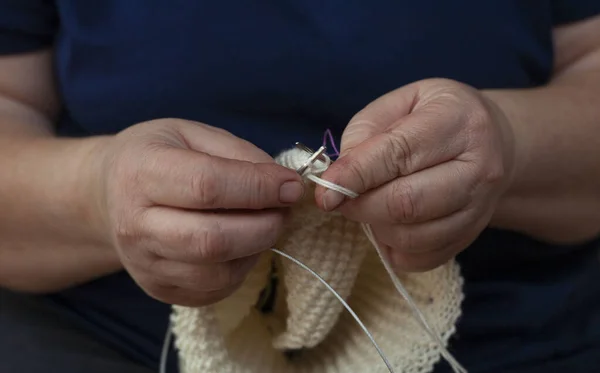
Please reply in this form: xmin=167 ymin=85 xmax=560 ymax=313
xmin=165 ymin=146 xmax=467 ymax=373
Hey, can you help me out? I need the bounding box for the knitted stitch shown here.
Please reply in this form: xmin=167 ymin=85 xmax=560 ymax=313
xmin=171 ymin=147 xmax=464 ymax=373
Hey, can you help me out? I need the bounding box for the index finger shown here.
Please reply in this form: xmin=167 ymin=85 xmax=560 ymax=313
xmin=316 ymin=107 xmax=466 ymax=211
xmin=144 ymin=147 xmax=304 ymax=210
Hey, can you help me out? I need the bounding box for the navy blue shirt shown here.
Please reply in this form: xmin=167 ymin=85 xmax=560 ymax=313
xmin=2 ymin=1 xmax=600 ymax=372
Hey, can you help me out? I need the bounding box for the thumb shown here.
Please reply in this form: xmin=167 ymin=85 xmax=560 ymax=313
xmin=339 ymin=82 xmax=420 ymax=157
xmin=314 ymin=82 xmax=421 ymax=211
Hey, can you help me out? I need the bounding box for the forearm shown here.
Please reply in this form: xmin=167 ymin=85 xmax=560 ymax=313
xmin=0 ymin=97 xmax=121 ymax=293
xmin=484 ymin=71 xmax=600 ymax=243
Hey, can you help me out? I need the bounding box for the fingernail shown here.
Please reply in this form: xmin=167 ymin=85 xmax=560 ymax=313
xmin=279 ymin=181 xmax=304 ymax=203
xmin=322 ymin=190 xmax=345 ymax=211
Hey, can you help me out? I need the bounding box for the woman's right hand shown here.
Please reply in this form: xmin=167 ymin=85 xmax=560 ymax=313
xmin=94 ymin=119 xmax=303 ymax=307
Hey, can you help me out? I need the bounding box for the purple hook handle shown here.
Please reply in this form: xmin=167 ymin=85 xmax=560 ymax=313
xmin=322 ymin=129 xmax=340 ymax=158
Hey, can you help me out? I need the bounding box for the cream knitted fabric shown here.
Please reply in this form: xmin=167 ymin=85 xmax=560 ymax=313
xmin=171 ymin=147 xmax=465 ymax=373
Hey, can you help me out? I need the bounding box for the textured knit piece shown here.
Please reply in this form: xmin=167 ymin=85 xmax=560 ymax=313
xmin=171 ymin=147 xmax=465 ymax=373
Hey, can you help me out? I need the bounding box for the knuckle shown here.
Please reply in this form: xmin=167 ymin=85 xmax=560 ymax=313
xmin=388 ymin=228 xmax=415 ymax=254
xmin=113 ymin=217 xmax=133 ymax=244
xmin=262 ymin=211 xmax=285 ymax=238
xmin=268 ymin=217 xmax=285 ymax=245
xmin=468 ymin=100 xmax=493 ymax=129
xmin=215 ymin=264 xmax=245 ymax=290
xmin=248 ymin=214 xmax=284 ymax=253
xmin=483 ymin=161 xmax=506 ymax=185
xmin=189 ymin=170 xmax=220 ymax=208
xmin=112 ymin=210 xmax=144 ymax=249
xmin=339 ymin=156 xmax=369 ymax=192
xmin=385 ymin=131 xmax=414 ymax=176
xmin=242 ymin=165 xmax=269 ymax=208
xmin=195 ymin=222 xmax=230 ymax=262
xmin=457 ymin=164 xmax=479 ymax=202
xmin=111 ymin=160 xmax=143 ymax=200
xmin=398 ymin=230 xmax=416 ymax=253
xmin=387 ymin=182 xmax=418 ymax=223
xmin=469 ymin=155 xmax=505 ymax=188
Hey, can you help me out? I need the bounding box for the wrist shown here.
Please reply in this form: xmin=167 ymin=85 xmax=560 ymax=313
xmin=70 ymin=135 xmax=116 ymax=247
xmin=480 ymin=90 xmax=536 ymax=232
xmin=0 ymin=133 xmax=124 ymax=286
xmin=15 ymin=135 xmax=117 ymax=248
xmin=482 ymin=90 xmax=533 ymax=195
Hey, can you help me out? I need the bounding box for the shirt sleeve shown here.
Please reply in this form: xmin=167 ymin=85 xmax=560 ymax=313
xmin=552 ymin=0 xmax=600 ymax=25
xmin=0 ymin=0 xmax=58 ymax=55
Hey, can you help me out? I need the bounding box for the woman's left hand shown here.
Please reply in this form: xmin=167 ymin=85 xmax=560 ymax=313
xmin=315 ymin=78 xmax=519 ymax=272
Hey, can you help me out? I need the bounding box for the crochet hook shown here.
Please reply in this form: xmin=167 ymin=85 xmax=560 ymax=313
xmin=294 ymin=142 xmax=328 ymax=175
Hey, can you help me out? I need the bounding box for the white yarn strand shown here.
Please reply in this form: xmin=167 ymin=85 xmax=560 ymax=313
xmin=361 ymin=223 xmax=467 ymax=373
xmin=159 ymin=322 xmax=173 ymax=373
xmin=308 ymin=171 xmax=467 ymax=373
xmin=306 ymin=174 xmax=359 ymax=199
xmin=271 ymin=248 xmax=396 ymax=373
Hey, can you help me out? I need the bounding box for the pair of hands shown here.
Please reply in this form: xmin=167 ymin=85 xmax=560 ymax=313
xmin=95 ymin=79 xmax=517 ymax=306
